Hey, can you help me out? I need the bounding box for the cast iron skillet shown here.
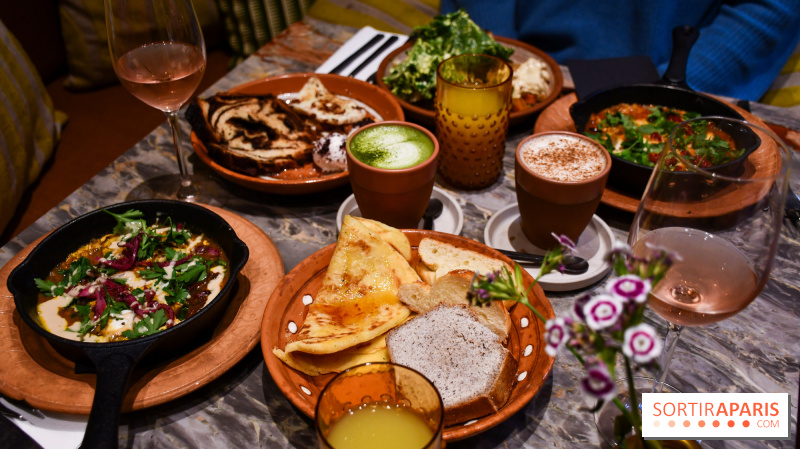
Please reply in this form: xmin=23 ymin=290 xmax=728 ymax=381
xmin=7 ymin=200 xmax=249 ymax=449
xmin=569 ymin=26 xmax=757 ymax=196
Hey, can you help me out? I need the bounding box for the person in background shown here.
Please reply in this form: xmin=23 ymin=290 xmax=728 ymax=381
xmin=440 ymin=0 xmax=800 ymax=102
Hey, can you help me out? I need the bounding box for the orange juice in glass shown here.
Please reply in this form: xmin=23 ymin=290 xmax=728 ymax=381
xmin=316 ymin=363 xmax=444 ymax=449
xmin=435 ymin=54 xmax=513 ymax=189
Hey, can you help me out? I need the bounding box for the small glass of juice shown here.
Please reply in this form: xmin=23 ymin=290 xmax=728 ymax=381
xmin=315 ymin=362 xmax=444 ymax=449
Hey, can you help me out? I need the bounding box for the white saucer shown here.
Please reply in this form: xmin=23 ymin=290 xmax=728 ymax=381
xmin=484 ymin=203 xmax=615 ymax=291
xmin=336 ymin=186 xmax=464 ymax=235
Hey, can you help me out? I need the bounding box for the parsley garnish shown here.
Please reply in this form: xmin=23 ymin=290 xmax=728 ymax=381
xmin=105 ymin=209 xmax=147 ymax=235
xmin=122 ymin=309 xmax=168 ymax=339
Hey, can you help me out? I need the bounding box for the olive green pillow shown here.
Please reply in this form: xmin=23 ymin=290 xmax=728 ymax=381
xmin=58 ymin=0 xmax=221 ymax=90
xmin=306 ymin=0 xmax=440 ymax=34
xmin=0 ymin=20 xmax=67 ymax=234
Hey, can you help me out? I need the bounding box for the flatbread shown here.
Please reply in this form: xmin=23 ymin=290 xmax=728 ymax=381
xmin=273 ymin=334 xmax=390 ymax=376
xmin=282 ymin=215 xmax=418 ymax=356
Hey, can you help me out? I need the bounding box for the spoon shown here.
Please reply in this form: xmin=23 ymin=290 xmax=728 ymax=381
xmin=495 ymin=248 xmax=590 ymax=275
xmin=422 ymin=198 xmax=444 ymax=230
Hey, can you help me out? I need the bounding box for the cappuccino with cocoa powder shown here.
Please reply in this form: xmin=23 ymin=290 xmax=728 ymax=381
xmin=514 ymin=132 xmax=611 ymax=249
xmin=519 ymin=134 xmax=607 ymax=182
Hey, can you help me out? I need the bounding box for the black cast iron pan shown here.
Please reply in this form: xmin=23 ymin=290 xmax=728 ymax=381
xmin=7 ymin=200 xmax=249 ymax=449
xmin=570 ymin=26 xmax=757 ymax=196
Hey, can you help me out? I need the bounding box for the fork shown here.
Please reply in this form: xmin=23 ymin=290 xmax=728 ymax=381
xmin=0 ymin=401 xmax=25 ymax=421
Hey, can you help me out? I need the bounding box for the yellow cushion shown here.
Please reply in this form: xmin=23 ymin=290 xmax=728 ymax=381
xmin=58 ymin=0 xmax=221 ymax=90
xmin=0 ymin=20 xmax=67 ymax=234
xmin=762 ymin=41 xmax=800 ymax=109
xmin=307 ymin=0 xmax=440 ymax=34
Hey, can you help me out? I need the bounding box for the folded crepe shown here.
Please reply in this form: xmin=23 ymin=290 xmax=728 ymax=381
xmin=273 ymin=216 xmax=419 ymax=375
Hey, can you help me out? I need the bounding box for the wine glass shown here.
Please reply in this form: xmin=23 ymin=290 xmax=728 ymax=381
xmin=105 ymin=0 xmax=207 ymax=200
xmin=595 ymin=116 xmax=791 ymax=446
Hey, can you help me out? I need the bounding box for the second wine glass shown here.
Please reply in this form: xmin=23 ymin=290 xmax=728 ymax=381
xmin=105 ymin=0 xmax=207 ymax=200
xmin=630 ymin=116 xmax=791 ymax=389
xmin=595 ymin=116 xmax=791 ymax=447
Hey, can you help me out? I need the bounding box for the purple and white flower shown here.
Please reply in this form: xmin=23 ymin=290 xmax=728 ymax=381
xmin=551 ymin=233 xmax=577 ymax=252
xmin=608 ymin=275 xmax=651 ymax=304
xmin=622 ymin=323 xmax=662 ymax=364
xmin=582 ymin=294 xmax=624 ymax=330
xmin=572 ymin=293 xmax=591 ymax=321
xmin=644 ymin=241 xmax=684 ymax=263
xmin=609 ymin=240 xmax=633 ymax=257
xmin=581 ymin=358 xmax=617 ymax=402
xmin=544 ymin=317 xmax=571 ymax=356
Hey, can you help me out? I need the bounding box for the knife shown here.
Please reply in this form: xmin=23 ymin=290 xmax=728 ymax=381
xmin=329 ymin=34 xmax=385 ymax=75
xmin=348 ymin=35 xmax=399 ymax=78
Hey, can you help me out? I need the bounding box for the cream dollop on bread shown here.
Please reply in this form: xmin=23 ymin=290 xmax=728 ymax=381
xmin=386 ymin=305 xmax=518 ymax=425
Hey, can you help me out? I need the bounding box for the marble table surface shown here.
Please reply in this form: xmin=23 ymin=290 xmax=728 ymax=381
xmin=2 ymin=19 xmax=799 ymax=449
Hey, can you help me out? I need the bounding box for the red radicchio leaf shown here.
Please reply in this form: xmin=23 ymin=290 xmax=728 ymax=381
xmin=101 ymin=234 xmax=142 ymax=271
xmin=93 ymin=289 xmax=106 ymax=318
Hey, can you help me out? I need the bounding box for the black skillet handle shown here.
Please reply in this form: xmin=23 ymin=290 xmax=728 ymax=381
xmin=79 ymin=343 xmax=151 ymax=449
xmin=661 ymin=26 xmax=700 ymax=90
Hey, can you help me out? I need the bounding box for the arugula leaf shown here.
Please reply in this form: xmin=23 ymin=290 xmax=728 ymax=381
xmin=105 ymin=209 xmax=146 ymax=235
xmin=122 ymin=309 xmax=168 ymax=339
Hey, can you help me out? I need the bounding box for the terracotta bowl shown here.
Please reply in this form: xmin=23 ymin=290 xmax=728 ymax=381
xmin=261 ymin=230 xmax=555 ymax=442
xmin=376 ymin=36 xmax=563 ymax=127
xmin=191 ymin=73 xmax=405 ymax=195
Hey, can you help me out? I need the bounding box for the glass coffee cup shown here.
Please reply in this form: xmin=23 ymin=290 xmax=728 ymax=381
xmin=515 ymin=131 xmax=611 ymax=249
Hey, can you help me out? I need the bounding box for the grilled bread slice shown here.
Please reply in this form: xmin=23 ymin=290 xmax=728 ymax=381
xmin=386 ymin=305 xmax=518 ymax=426
xmin=416 ymin=238 xmax=512 ymax=285
xmin=186 ymin=93 xmax=315 ymax=175
xmin=398 ymin=270 xmax=511 ymax=341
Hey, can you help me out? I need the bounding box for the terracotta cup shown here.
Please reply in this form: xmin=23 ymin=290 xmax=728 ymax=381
xmin=346 ymin=121 xmax=439 ymax=229
xmin=515 ymin=131 xmax=611 ymax=249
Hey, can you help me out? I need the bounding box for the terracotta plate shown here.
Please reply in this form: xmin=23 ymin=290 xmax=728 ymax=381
xmin=261 ymin=230 xmax=555 ymax=442
xmin=0 ymin=206 xmax=284 ymax=413
xmin=192 ymin=73 xmax=405 ymax=195
xmin=376 ymin=36 xmax=563 ymax=127
xmin=534 ymin=93 xmax=782 ymax=215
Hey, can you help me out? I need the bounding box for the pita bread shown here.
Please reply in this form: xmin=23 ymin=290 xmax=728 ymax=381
xmin=282 ymin=215 xmax=418 ymax=357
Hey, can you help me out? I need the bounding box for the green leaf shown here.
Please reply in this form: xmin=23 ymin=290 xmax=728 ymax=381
xmin=122 ymin=309 xmax=168 ymax=339
xmin=140 ymin=266 xmax=166 ymax=280
xmin=104 ymin=209 xmax=146 ymax=235
xmin=34 ymin=278 xmax=61 ymax=296
xmin=383 ymin=9 xmax=513 ymax=104
xmin=165 ymin=286 xmax=189 ymax=305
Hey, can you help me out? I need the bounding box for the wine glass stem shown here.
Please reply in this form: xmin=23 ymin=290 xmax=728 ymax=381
xmin=652 ymin=322 xmax=683 ymax=393
xmin=166 ymin=111 xmax=197 ymax=200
